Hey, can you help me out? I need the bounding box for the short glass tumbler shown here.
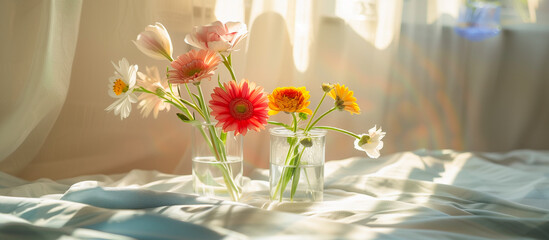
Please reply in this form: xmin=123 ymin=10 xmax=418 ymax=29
xmin=269 ymin=127 xmax=327 ymax=202
xmin=192 ymin=122 xmax=243 ymax=201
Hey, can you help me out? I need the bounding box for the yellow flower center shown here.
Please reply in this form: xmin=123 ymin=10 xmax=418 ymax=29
xmin=113 ymin=79 xmax=128 ymax=95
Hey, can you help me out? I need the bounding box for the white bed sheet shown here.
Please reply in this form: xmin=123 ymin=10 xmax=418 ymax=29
xmin=1 ymin=149 xmax=549 ymax=239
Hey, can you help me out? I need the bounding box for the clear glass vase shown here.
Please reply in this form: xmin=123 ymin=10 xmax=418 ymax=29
xmin=269 ymin=127 xmax=327 ymax=202
xmin=192 ymin=122 xmax=243 ymax=201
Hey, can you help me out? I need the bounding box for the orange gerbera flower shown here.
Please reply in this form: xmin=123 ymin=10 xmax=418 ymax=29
xmin=328 ymin=84 xmax=360 ymax=115
xmin=268 ymin=87 xmax=313 ymax=116
xmin=209 ymin=79 xmax=269 ymax=136
xmin=168 ymin=49 xmax=220 ymax=84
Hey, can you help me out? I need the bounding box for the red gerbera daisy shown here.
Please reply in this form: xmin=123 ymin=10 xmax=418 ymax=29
xmin=209 ymin=79 xmax=269 ymax=136
xmin=168 ymin=49 xmax=220 ymax=84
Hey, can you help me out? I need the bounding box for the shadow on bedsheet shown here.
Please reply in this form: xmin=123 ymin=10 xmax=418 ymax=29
xmin=0 ymin=221 xmax=136 ymax=240
xmin=0 ymin=185 xmax=248 ymax=240
xmin=323 ymin=149 xmax=549 ymax=239
xmin=60 ymin=186 xmax=249 ymax=239
xmin=60 ymin=186 xmax=236 ymax=209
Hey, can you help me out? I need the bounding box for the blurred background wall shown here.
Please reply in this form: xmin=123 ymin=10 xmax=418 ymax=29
xmin=1 ymin=0 xmax=548 ymax=180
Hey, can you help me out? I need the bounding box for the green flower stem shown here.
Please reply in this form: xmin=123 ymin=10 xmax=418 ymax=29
xmin=206 ymin=127 xmax=239 ymax=199
xmin=176 ymin=84 xmax=182 ymax=98
xmin=196 ymin=85 xmax=211 ymax=118
xmin=167 ymin=94 xmax=201 ymax=120
xmin=177 ymin=98 xmax=205 ymax=120
xmin=137 ymin=81 xmax=240 ymax=201
xmin=312 ymin=126 xmax=361 ymax=139
xmin=305 ymin=107 xmax=337 ymax=132
xmin=195 ymin=84 xmax=222 ymax=161
xmin=196 ymin=84 xmax=241 ymax=201
xmin=168 ymin=82 xmax=176 ymax=97
xmin=195 ymin=84 xmax=222 ymax=159
xmin=220 ymin=53 xmax=237 ymax=81
xmin=272 ymin=106 xmax=338 ymax=201
xmin=219 ymin=163 xmax=241 ymax=201
xmin=212 ymin=54 xmax=242 ymax=200
xmin=271 ymin=111 xmax=302 ymax=201
xmin=267 ymin=121 xmax=292 ymax=130
xmin=272 ymin=108 xmax=321 ymax=201
xmin=267 ymin=121 xmax=289 ymax=127
xmin=164 ymin=53 xmax=174 ymax=62
xmin=304 ymin=92 xmax=328 ymax=131
xmin=290 ymin=146 xmax=306 ymax=200
xmin=272 ymin=140 xmax=298 ymax=200
xmin=191 ymin=126 xmax=237 ymax=200
xmin=197 ymin=125 xmax=217 ymax=159
xmin=184 ymin=83 xmax=200 ymax=108
xmin=292 ymin=113 xmax=298 ymax=132
xmin=196 ymin=125 xmax=240 ymax=201
xmin=136 ymin=87 xmax=194 ymax=120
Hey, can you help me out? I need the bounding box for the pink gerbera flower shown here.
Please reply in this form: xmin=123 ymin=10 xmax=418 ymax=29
xmin=209 ymin=79 xmax=269 ymax=136
xmin=168 ymin=49 xmax=220 ymax=84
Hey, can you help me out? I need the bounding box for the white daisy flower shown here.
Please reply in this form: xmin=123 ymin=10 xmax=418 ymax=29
xmin=137 ymin=66 xmax=171 ymax=118
xmin=105 ymin=58 xmax=138 ymax=119
xmin=354 ymin=125 xmax=386 ymax=158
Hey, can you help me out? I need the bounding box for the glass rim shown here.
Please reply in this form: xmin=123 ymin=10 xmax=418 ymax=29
xmin=196 ymin=121 xmax=218 ymax=126
xmin=269 ymin=127 xmax=327 ymax=137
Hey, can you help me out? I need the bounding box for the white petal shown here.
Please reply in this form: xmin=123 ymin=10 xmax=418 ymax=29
xmin=111 ymin=59 xmax=121 ymax=74
xmin=184 ymin=34 xmax=206 ymax=50
xmin=228 ymin=33 xmax=247 ymax=51
xmin=354 ymin=137 xmax=364 ymax=151
xmin=113 ymin=100 xmax=123 ymax=115
xmin=117 ymin=58 xmax=130 ymax=79
xmin=207 ymin=40 xmax=231 ymax=52
xmin=128 ymin=65 xmax=138 ymax=87
xmin=133 ymin=39 xmax=166 ymax=60
xmin=376 ymin=141 xmax=384 ymax=151
xmin=225 ymin=22 xmax=246 ymax=33
xmin=377 ymin=131 xmax=386 ymax=141
xmin=134 ymin=23 xmax=173 ymax=60
xmin=107 ymin=77 xmax=120 ymax=98
xmin=105 ymin=95 xmax=134 ymax=120
xmin=153 ymin=22 xmax=173 ymax=56
xmin=105 ymin=99 xmax=120 ymax=111
xmin=366 ymin=148 xmax=380 ymax=158
xmin=368 ymin=125 xmax=378 ymax=135
xmin=111 ymin=58 xmax=129 ymax=83
xmin=128 ymin=93 xmax=138 ymax=103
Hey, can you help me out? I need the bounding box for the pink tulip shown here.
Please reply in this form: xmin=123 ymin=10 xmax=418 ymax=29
xmin=184 ymin=21 xmax=248 ymax=52
xmin=133 ymin=22 xmax=173 ymax=61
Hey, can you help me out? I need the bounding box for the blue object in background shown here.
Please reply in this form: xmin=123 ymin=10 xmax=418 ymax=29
xmin=455 ymin=1 xmax=501 ymax=41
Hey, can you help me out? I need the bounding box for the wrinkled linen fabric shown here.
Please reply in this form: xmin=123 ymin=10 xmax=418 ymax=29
xmin=1 ymin=150 xmax=549 ymax=239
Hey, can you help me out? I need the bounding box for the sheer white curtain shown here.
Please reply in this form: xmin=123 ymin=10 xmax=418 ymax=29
xmin=2 ymin=0 xmax=548 ymax=180
xmin=0 ymin=0 xmax=82 ymax=175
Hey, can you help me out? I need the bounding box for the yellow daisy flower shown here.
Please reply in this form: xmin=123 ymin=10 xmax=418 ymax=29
xmin=328 ymin=84 xmax=360 ymax=115
xmin=268 ymin=87 xmax=313 ymax=116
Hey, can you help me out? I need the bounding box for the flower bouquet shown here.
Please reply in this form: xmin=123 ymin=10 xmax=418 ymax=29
xmin=267 ymin=83 xmax=385 ymax=202
xmin=105 ymin=21 xmax=269 ymax=201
